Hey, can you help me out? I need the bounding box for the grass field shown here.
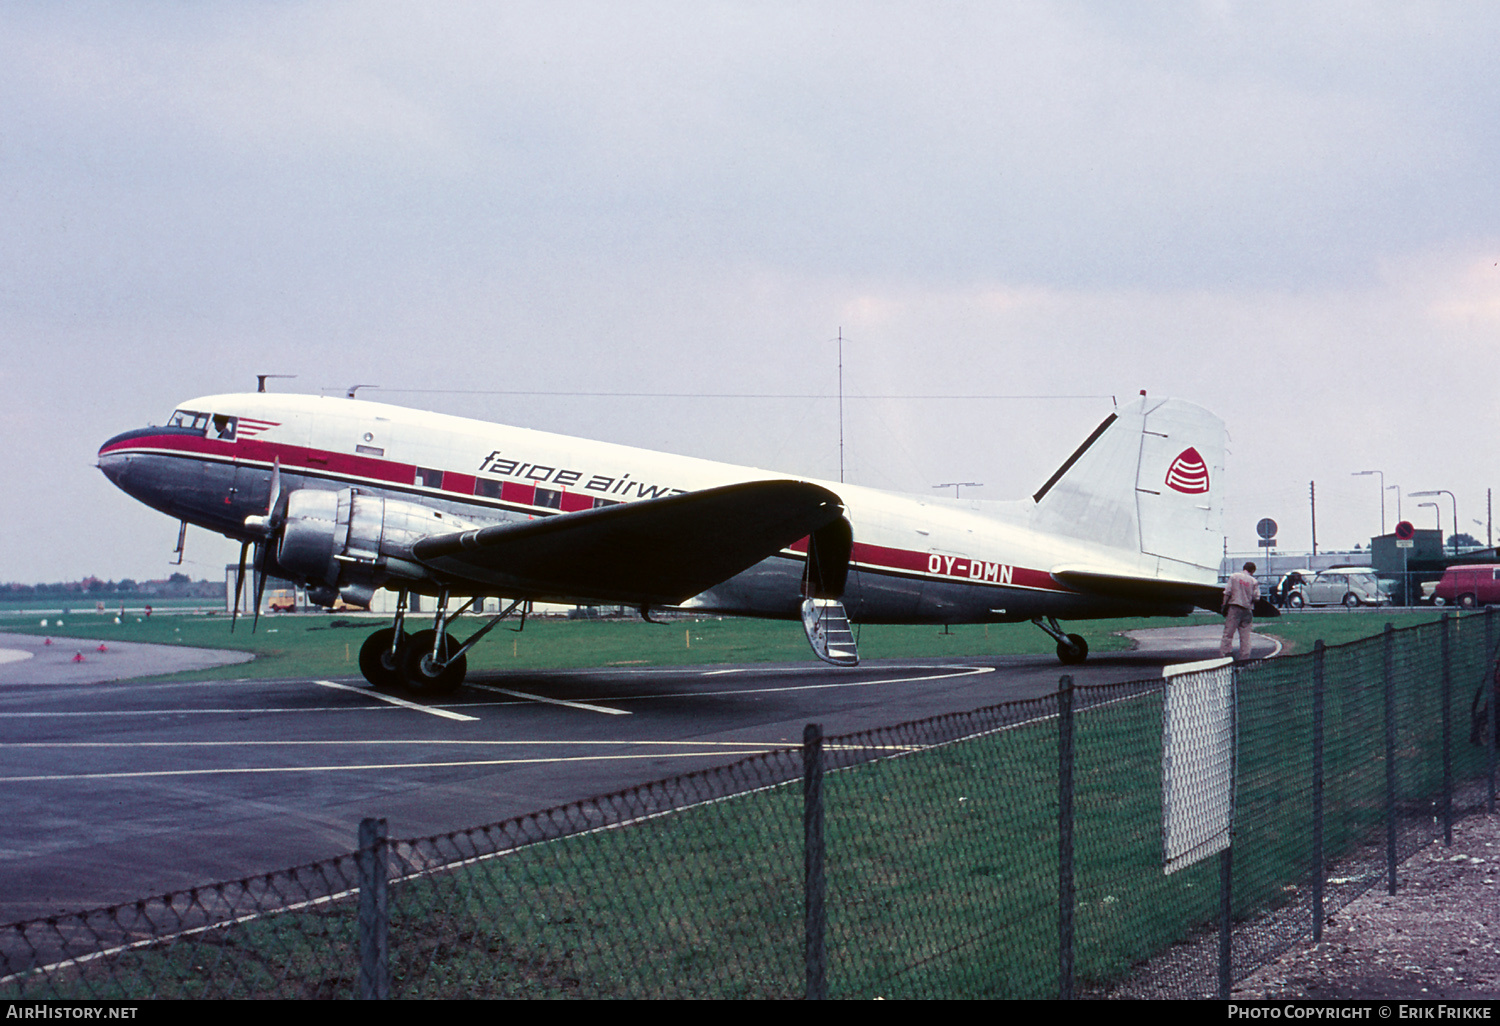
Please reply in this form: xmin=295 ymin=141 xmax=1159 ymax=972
xmin=0 ymin=607 xmax=1458 ymax=682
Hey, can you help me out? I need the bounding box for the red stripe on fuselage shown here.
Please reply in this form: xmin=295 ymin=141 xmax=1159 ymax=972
xmin=102 ymin=431 xmax=1074 ymax=595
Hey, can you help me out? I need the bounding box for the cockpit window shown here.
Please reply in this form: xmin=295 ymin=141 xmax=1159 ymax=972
xmin=167 ymin=410 xmax=236 ymax=439
xmin=168 ymin=410 xmax=210 ymax=432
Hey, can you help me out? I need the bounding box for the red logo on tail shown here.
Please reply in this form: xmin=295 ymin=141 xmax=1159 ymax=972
xmin=1165 ymin=448 xmax=1210 ymax=494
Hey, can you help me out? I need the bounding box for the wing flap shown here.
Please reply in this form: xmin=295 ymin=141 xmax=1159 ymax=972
xmin=412 ymin=480 xmax=844 ymax=605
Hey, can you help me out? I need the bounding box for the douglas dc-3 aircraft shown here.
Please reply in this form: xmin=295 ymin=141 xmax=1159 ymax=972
xmin=98 ymin=390 xmax=1264 ymax=695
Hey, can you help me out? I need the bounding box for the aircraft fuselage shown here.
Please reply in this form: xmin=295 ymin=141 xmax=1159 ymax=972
xmin=98 ymin=393 xmax=1208 ymax=627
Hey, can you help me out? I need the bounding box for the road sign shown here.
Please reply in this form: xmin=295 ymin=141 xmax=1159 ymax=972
xmin=1395 ymin=520 xmax=1415 ymax=540
xmin=1257 ymin=518 xmax=1278 ymax=541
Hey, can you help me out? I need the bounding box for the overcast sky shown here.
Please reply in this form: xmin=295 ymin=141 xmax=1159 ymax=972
xmin=4 ymin=2 xmax=1498 ymax=584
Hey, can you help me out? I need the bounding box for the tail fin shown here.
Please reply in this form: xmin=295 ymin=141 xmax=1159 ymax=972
xmin=1030 ymin=396 xmax=1226 ymax=578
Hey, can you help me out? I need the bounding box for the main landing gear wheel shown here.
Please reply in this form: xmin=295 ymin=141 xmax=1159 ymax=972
xmin=1057 ymin=634 xmax=1089 ymax=665
xmin=358 ymin=628 xmax=408 ymax=689
xmin=402 ymin=629 xmax=468 ymax=696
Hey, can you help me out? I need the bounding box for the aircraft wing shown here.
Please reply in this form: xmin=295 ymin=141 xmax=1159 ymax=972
xmin=411 ymin=479 xmax=844 ymax=606
xmin=1051 ymin=569 xmax=1281 ymax=618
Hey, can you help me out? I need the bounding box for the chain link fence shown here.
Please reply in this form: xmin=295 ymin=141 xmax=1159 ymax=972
xmin=2 ymin=611 xmax=1495 ymax=999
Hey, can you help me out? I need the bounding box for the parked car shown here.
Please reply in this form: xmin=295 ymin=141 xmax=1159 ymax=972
xmin=1432 ymin=565 xmax=1500 ymax=608
xmin=1272 ymin=570 xmax=1313 ymax=607
xmin=1284 ymin=568 xmax=1389 ymax=608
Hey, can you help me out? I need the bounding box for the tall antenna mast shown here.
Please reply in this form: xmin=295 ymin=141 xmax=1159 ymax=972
xmin=837 ymin=327 xmax=845 ymax=484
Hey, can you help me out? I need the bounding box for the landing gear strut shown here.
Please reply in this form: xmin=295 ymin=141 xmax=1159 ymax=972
xmin=357 ymin=591 xmax=410 ymax=689
xmin=356 ymin=591 xmax=529 ymax=697
xmin=1033 ymin=616 xmax=1089 ymax=665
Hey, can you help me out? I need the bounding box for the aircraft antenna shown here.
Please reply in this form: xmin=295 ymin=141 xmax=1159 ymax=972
xmin=934 ymin=482 xmax=983 ymax=498
xmin=346 ymin=384 xmax=378 ymax=399
xmin=838 ymin=328 xmax=845 ymax=484
xmin=256 ymin=374 xmax=296 ymax=393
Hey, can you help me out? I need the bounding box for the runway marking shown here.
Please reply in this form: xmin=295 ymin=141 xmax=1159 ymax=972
xmin=594 ymin=663 xmax=997 ymax=702
xmin=0 ymin=749 xmax=786 ymax=783
xmin=465 ymin=683 xmax=630 ymax=715
xmin=0 ymin=664 xmax=993 ymax=718
xmin=314 ymin=679 xmax=479 ymax=722
xmin=701 ymin=668 xmax=749 ymax=675
xmin=0 ymin=739 xmax=778 ymax=749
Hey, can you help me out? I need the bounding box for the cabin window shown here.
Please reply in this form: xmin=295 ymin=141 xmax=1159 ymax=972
xmin=474 ymin=479 xmax=502 ymax=499
xmin=593 ymin=498 xmax=621 ymax=509
xmin=356 ymin=444 xmax=384 ymax=456
xmin=415 ymin=467 xmax=444 ymax=488
xmin=211 ymin=414 xmax=237 ymax=441
xmin=535 ymin=488 xmax=562 ymax=510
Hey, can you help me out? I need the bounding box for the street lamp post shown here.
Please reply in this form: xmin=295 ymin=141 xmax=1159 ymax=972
xmin=1417 ymin=501 xmax=1443 ymax=547
xmin=1352 ymin=470 xmax=1386 ymax=536
xmin=1411 ymin=490 xmax=1459 ymax=555
xmin=1387 ymin=484 xmax=1401 ymax=525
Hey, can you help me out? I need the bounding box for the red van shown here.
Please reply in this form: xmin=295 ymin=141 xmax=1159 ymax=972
xmin=1433 ymin=565 xmax=1500 ymax=608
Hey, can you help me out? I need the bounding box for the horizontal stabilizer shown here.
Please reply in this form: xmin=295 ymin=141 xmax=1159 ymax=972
xmin=412 ymin=480 xmax=845 ymax=606
xmin=1051 ymin=569 xmax=1280 ymax=618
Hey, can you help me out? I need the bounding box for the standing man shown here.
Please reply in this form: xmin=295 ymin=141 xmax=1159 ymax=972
xmin=1220 ymin=561 xmax=1260 ymax=660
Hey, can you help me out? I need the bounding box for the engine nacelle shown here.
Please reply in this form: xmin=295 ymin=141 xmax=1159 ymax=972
xmin=275 ymin=488 xmax=480 ymax=601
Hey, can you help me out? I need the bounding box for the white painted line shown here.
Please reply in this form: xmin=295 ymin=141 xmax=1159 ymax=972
xmin=600 ymin=663 xmax=997 ymax=702
xmin=701 ymin=668 xmax=749 ymax=675
xmin=0 ymin=648 xmax=33 ymax=665
xmin=315 ymin=679 xmax=479 ymax=722
xmin=0 ymin=706 xmax=411 ymax=718
xmin=466 ymin=683 xmax=630 ymax=715
xmin=0 ymin=750 xmax=776 ymax=784
xmin=0 ymin=738 xmax=780 ymax=750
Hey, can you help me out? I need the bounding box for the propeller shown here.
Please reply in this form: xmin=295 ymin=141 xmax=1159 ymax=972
xmin=233 ymin=459 xmax=283 ymax=634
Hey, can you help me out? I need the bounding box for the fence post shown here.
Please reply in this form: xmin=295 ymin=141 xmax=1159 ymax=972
xmin=1442 ymin=612 xmax=1453 ymax=846
xmin=357 ymin=816 xmax=390 ymax=1000
xmin=1384 ymin=623 xmax=1397 ymax=895
xmin=1312 ymin=640 xmax=1325 ymax=942
xmin=1487 ymin=608 xmax=1496 ymax=816
xmin=803 ymin=723 xmax=827 ymax=1000
xmin=1057 ymin=674 xmax=1074 ymax=1001
xmin=1218 ymin=843 xmax=1232 ymax=1001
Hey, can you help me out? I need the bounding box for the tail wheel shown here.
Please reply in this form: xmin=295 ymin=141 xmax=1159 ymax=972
xmin=1057 ymin=634 xmax=1089 ymax=665
xmin=402 ymin=629 xmax=467 ymax=695
xmin=358 ymin=628 xmax=407 ymax=689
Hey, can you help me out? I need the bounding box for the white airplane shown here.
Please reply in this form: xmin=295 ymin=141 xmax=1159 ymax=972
xmin=98 ymin=389 xmax=1259 ymax=694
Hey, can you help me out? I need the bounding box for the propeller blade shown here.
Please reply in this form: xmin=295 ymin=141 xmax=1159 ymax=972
xmin=252 ymin=541 xmax=268 ymax=633
xmin=243 ymin=458 xmax=285 ymax=541
xmin=231 ymin=541 xmax=249 ymax=633
xmin=267 ymin=457 xmax=281 ymax=519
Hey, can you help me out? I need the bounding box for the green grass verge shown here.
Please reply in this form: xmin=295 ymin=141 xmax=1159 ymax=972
xmin=0 ymin=608 xmax=1455 ymax=683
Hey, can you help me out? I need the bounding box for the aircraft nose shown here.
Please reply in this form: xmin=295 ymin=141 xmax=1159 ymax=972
xmin=97 ymin=429 xmax=141 ymax=487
